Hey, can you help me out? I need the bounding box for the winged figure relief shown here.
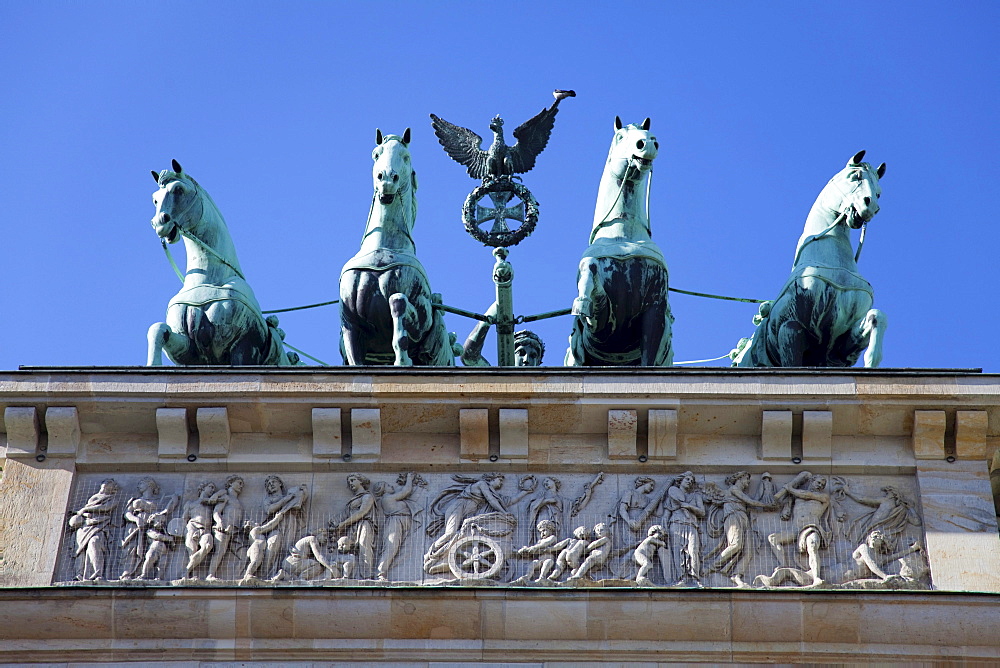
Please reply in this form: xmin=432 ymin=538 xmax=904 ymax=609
xmin=430 ymin=89 xmax=575 ymax=181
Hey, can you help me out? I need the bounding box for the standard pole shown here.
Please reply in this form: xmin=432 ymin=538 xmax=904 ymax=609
xmin=493 ymin=248 xmax=515 ymax=366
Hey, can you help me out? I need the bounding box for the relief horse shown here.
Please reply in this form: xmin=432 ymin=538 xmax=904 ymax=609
xmin=147 ymin=160 xmax=294 ymax=366
xmin=565 ymin=117 xmax=674 ymax=366
xmin=340 ymin=129 xmax=454 ymax=366
xmin=732 ymin=151 xmax=887 ymax=367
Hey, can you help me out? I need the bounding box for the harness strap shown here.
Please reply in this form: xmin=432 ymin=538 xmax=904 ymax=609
xmin=790 ymin=211 xmax=848 ymax=269
xmin=159 ymin=224 xmax=246 ymax=283
xmin=590 ymin=158 xmax=650 ymax=244
xmin=361 ymin=190 xmax=418 ymax=249
xmin=161 ymin=239 xmax=186 ymax=283
xmin=179 ymin=227 xmax=246 ymax=280
xmin=854 ymin=222 xmax=867 ymax=263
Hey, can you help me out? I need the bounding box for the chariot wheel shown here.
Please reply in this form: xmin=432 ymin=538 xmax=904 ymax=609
xmin=462 ymin=178 xmax=538 ymax=248
xmin=446 ymin=534 xmax=505 ymax=579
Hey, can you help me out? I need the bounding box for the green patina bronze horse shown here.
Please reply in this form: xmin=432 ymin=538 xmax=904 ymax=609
xmin=732 ymin=151 xmax=887 ymax=368
xmin=565 ymin=117 xmax=674 ymax=366
xmin=339 ymin=130 xmax=453 ymax=366
xmin=147 ymin=160 xmax=294 ymax=366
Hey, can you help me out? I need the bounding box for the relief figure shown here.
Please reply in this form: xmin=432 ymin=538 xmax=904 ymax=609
xmin=512 ymin=520 xmax=561 ymax=583
xmin=609 ymin=476 xmax=659 ymax=570
xmin=120 ymin=477 xmax=176 ymax=580
xmin=568 ymin=522 xmax=611 ymax=581
xmin=705 ymin=471 xmax=772 ymax=588
xmin=69 ymin=478 xmax=121 ymax=581
xmin=634 ymin=524 xmax=666 ymax=586
xmin=424 ymin=473 xmax=507 ymax=570
xmin=260 ymin=476 xmax=308 ymax=576
xmin=139 ymin=515 xmax=177 ymax=580
xmin=373 ymin=472 xmax=420 ymax=581
xmin=207 ymin=475 xmax=245 ymax=580
xmin=180 ymin=481 xmax=220 ymax=579
xmin=334 ymin=474 xmax=379 ymax=580
xmin=842 ymin=482 xmax=920 ymax=548
xmin=329 ymin=536 xmax=358 ymax=579
xmin=662 ymin=472 xmax=705 ymax=585
xmin=243 ymin=504 xmax=294 ymax=581
xmin=843 ymin=529 xmax=924 ymax=584
xmin=272 ymin=528 xmax=339 ymax=582
xmin=758 ymin=471 xmax=842 ymax=587
xmin=544 ymin=525 xmax=591 ymax=582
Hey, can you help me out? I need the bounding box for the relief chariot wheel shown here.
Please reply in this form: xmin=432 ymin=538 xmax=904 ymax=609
xmin=462 ymin=178 xmax=539 ymax=248
xmin=446 ymin=534 xmax=505 ymax=579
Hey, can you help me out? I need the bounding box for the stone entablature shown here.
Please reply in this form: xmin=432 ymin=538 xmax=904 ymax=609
xmin=1 ymin=367 xmax=1000 ymax=662
xmin=1 ymin=366 xmax=997 ymax=467
xmin=1 ymin=367 xmax=998 ymax=592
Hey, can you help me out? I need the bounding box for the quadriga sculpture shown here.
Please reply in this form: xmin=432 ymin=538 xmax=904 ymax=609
xmin=147 ymin=160 xmax=295 ymax=366
xmin=565 ymin=117 xmax=674 ymax=366
xmin=340 ymin=130 xmax=454 ymax=366
xmin=732 ymin=152 xmax=887 ymax=367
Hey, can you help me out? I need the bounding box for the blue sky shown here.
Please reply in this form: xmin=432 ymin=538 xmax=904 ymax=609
xmin=2 ymin=3 xmax=997 ymax=371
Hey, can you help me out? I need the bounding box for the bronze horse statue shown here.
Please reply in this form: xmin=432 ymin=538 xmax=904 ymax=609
xmin=147 ymin=160 xmax=294 ymax=366
xmin=340 ymin=130 xmax=453 ymax=366
xmin=565 ymin=117 xmax=673 ymax=366
xmin=733 ymin=151 xmax=887 ymax=368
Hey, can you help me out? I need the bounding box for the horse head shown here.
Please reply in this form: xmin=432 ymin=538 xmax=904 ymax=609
xmin=607 ymin=116 xmax=658 ymax=182
xmin=828 ymin=150 xmax=887 ymax=229
xmin=150 ymin=159 xmax=204 ymax=244
xmin=372 ymin=127 xmax=416 ymax=206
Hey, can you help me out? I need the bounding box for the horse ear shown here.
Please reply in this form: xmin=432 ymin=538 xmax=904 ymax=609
xmin=402 ymin=127 xmax=411 ymax=144
xmin=641 ymin=117 xmax=651 ymax=130
xmin=614 ymin=116 xmax=623 ymax=130
xmin=850 ymin=150 xmax=866 ymax=165
xmin=376 ymin=129 xmax=383 ymax=145
xmin=171 ymin=159 xmax=183 ymax=173
xmin=151 ymin=170 xmax=161 ymax=184
xmin=876 ymin=162 xmax=886 ymax=179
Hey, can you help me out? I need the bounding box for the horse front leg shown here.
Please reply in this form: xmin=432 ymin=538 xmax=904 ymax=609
xmin=640 ymin=304 xmax=674 ymax=366
xmin=572 ymin=257 xmax=601 ymax=330
xmin=339 ymin=271 xmax=367 ymax=366
xmin=388 ymin=293 xmax=419 ymax=366
xmin=341 ymin=324 xmax=366 ymax=366
xmin=774 ymin=319 xmax=807 ymax=367
xmin=147 ymin=322 xmax=192 ymax=366
xmin=858 ymin=308 xmax=887 ymax=367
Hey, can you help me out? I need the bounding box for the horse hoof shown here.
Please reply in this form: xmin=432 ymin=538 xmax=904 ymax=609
xmin=572 ymin=297 xmax=593 ymax=318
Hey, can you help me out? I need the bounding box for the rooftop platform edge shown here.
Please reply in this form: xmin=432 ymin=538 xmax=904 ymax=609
xmin=10 ymin=365 xmax=988 ymax=377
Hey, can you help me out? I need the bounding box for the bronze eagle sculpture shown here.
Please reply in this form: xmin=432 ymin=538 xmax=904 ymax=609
xmin=430 ymin=89 xmax=574 ymax=181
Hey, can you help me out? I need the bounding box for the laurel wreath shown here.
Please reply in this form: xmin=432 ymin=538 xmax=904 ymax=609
xmin=462 ymin=179 xmax=539 ymax=248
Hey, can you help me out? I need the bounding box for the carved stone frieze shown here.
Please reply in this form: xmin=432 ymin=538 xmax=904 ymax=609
xmin=54 ymin=470 xmax=931 ymax=590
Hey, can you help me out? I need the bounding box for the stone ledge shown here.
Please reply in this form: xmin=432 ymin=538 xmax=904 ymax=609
xmin=0 ymin=588 xmax=997 ymax=663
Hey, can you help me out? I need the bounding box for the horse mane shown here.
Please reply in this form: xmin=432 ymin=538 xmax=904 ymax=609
xmin=410 ymin=175 xmax=418 ymax=223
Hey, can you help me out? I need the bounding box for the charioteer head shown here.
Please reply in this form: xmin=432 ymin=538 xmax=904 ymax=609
xmin=513 ymin=330 xmax=544 ymax=367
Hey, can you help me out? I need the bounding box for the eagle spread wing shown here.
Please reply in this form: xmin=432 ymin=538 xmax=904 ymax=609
xmin=429 ymin=114 xmax=488 ymax=180
xmin=508 ymin=104 xmax=559 ymax=174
